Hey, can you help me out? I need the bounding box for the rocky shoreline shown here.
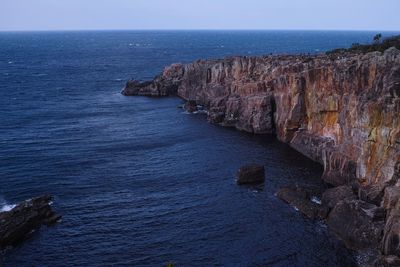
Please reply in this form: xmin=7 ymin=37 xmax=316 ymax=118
xmin=122 ymin=48 xmax=400 ymax=265
xmin=0 ymin=196 xmax=60 ymax=251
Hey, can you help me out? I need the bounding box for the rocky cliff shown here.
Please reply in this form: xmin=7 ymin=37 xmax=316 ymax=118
xmin=123 ymin=48 xmax=400 ymax=189
xmin=123 ymin=48 xmax=400 ymax=263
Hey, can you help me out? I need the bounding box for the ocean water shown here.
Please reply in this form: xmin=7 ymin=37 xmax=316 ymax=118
xmin=0 ymin=30 xmax=397 ymax=266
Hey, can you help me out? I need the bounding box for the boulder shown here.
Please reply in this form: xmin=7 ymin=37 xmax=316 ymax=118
xmin=327 ymin=200 xmax=385 ymax=250
xmin=359 ymin=183 xmax=388 ymax=206
xmin=0 ymin=195 xmax=61 ymax=249
xmin=322 ymin=185 xmax=357 ymax=209
xmin=236 ymin=164 xmax=265 ymax=185
xmin=277 ymin=186 xmax=329 ymax=220
xmin=373 ymin=255 xmax=400 ymax=267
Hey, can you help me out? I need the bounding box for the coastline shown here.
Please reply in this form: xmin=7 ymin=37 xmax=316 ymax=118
xmin=122 ymin=47 xmax=400 ymax=265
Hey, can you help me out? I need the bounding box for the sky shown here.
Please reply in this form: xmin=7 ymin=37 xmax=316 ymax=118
xmin=0 ymin=0 xmax=399 ymax=31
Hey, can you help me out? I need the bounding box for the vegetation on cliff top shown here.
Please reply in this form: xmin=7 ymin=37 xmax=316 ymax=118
xmin=326 ymin=34 xmax=400 ymax=55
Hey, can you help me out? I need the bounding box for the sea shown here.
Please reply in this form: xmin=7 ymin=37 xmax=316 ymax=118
xmin=1 ymin=30 xmax=398 ymax=266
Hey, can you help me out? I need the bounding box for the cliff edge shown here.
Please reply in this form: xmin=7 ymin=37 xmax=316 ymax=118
xmin=122 ymin=48 xmax=400 ymax=263
xmin=123 ymin=48 xmax=400 ymax=188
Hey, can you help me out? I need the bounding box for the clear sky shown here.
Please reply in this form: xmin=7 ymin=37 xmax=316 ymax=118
xmin=1 ymin=0 xmax=399 ymax=31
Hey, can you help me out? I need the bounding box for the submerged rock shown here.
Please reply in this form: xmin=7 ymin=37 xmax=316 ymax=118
xmin=236 ymin=164 xmax=265 ymax=185
xmin=0 ymin=195 xmax=61 ymax=249
xmin=277 ymin=186 xmax=329 ymax=220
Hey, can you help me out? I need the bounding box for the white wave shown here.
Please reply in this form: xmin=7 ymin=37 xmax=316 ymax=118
xmin=1 ymin=204 xmax=16 ymax=212
xmin=0 ymin=196 xmax=16 ymax=212
xmin=311 ymin=196 xmax=321 ymax=205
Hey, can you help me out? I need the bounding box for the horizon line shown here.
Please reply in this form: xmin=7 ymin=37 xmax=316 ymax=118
xmin=1 ymin=28 xmax=399 ymax=33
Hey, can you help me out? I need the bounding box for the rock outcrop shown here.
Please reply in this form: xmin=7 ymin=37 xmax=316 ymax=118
xmin=236 ymin=164 xmax=265 ymax=185
xmin=123 ymin=47 xmax=400 ymax=260
xmin=0 ymin=195 xmax=61 ymax=249
xmin=123 ymin=48 xmax=400 ymax=189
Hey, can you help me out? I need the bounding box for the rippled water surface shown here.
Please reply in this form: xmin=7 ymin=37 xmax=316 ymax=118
xmin=1 ymin=30 xmax=397 ymax=266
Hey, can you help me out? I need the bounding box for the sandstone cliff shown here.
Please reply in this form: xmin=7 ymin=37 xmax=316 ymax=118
xmin=123 ymin=48 xmax=400 ymax=188
xmin=123 ymin=47 xmax=400 ymax=263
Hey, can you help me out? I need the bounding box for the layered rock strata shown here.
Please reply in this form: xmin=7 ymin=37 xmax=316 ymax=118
xmin=123 ymin=48 xmax=400 ymax=188
xmin=123 ymin=48 xmax=400 ymax=261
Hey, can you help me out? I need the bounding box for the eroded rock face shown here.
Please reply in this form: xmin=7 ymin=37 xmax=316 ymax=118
xmin=123 ymin=48 xmax=400 ymax=188
xmin=0 ymin=195 xmax=61 ymax=249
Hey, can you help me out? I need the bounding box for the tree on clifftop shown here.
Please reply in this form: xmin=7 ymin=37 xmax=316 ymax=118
xmin=373 ymin=33 xmax=382 ymax=44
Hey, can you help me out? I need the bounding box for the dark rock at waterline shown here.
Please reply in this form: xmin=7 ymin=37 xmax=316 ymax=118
xmin=321 ymin=185 xmax=357 ymax=209
xmin=183 ymin=100 xmax=198 ymax=113
xmin=0 ymin=195 xmax=61 ymax=249
xmin=327 ymin=200 xmax=385 ymax=250
xmin=207 ymin=107 xmax=225 ymax=124
xmin=236 ymin=164 xmax=265 ymax=185
xmin=277 ymin=186 xmax=329 ymax=220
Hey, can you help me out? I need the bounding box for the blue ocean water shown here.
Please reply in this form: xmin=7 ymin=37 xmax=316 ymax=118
xmin=0 ymin=30 xmax=398 ymax=266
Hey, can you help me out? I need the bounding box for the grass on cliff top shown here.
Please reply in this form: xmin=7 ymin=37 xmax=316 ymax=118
xmin=326 ymin=34 xmax=400 ymax=55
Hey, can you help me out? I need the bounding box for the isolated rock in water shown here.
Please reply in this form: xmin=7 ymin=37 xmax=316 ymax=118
xmin=236 ymin=164 xmax=265 ymax=185
xmin=321 ymin=185 xmax=357 ymax=209
xmin=373 ymin=255 xmax=400 ymax=267
xmin=277 ymin=186 xmax=329 ymax=220
xmin=0 ymin=195 xmax=61 ymax=249
xmin=183 ymin=100 xmax=198 ymax=113
xmin=327 ymin=200 xmax=385 ymax=250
